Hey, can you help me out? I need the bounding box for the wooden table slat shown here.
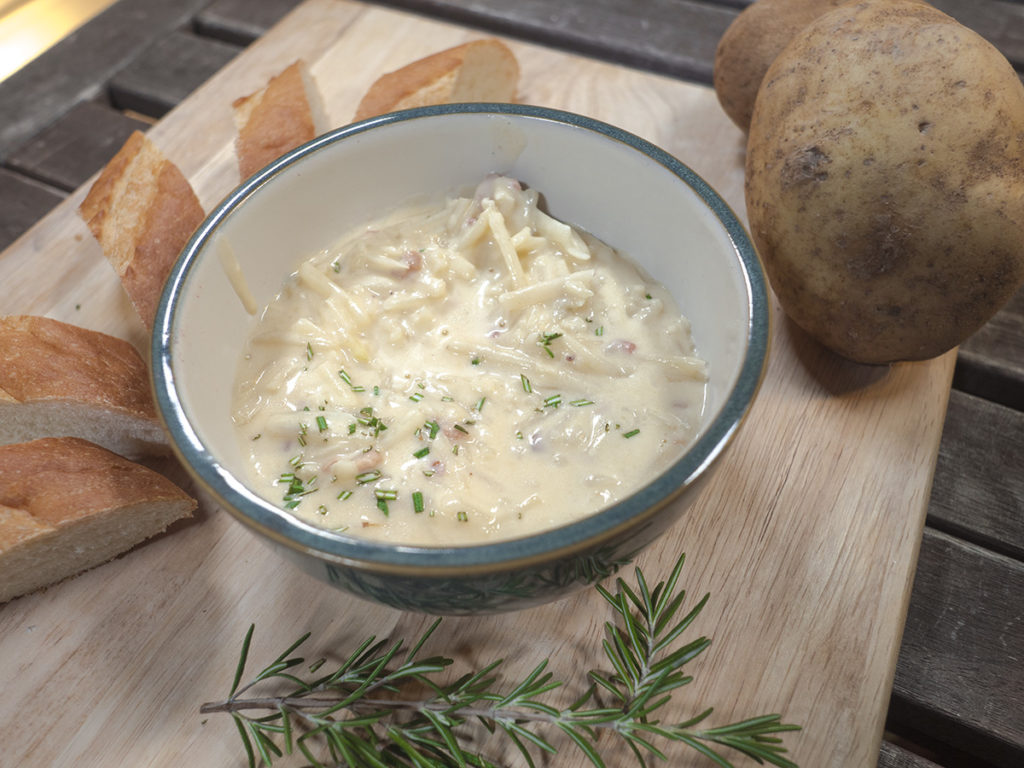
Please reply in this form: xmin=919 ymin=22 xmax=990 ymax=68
xmin=926 ymin=389 xmax=1024 ymax=561
xmin=878 ymin=740 xmax=945 ymax=768
xmin=194 ymin=0 xmax=303 ymax=46
xmin=368 ymin=0 xmax=737 ymax=83
xmin=0 ymin=0 xmax=214 ymax=161
xmin=889 ymin=527 xmax=1024 ymax=768
xmin=5 ymin=100 xmax=152 ymax=193
xmin=955 ymin=287 xmax=1024 ymax=412
xmin=0 ymin=168 xmax=67 ymax=252
xmin=108 ymin=30 xmax=243 ymax=118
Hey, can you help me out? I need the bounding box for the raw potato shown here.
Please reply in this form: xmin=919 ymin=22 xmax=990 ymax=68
xmin=745 ymin=0 xmax=1024 ymax=363
xmin=713 ymin=0 xmax=847 ymax=133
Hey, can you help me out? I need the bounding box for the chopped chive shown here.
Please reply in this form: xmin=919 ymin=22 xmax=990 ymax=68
xmin=306 ymin=342 xmax=314 ymax=361
xmin=424 ymin=420 xmax=440 ymax=439
xmin=337 ymin=490 xmax=353 ymax=500
xmin=475 ymin=397 xmax=486 ymax=411
xmin=289 ymin=454 xmax=302 ymax=467
xmin=284 ymin=500 xmax=301 ymax=510
xmin=317 ymin=505 xmax=328 ymax=515
xmin=453 ymin=424 xmax=469 ymax=434
xmin=422 ymin=469 xmax=435 ymax=477
xmin=350 ymin=385 xmax=366 ymax=392
xmin=338 ymin=369 xmax=353 ymax=385
xmin=457 ymin=511 xmax=468 ymax=522
xmin=413 ymin=447 xmax=430 ymax=459
xmin=570 ymin=398 xmax=595 ymax=407
xmin=252 ymin=433 xmax=261 ymax=440
xmin=316 ymin=415 xmax=328 ymax=432
xmin=623 ymin=428 xmax=641 ymax=439
xmin=539 ymin=331 xmax=563 ymax=358
xmin=377 ymin=498 xmax=389 ymax=515
xmin=355 ymin=470 xmax=381 ymax=484
xmin=520 ymin=374 xmax=532 ymax=393
xmin=515 ymin=430 xmax=524 ymax=440
xmin=543 ymin=394 xmax=562 ymax=408
xmin=409 ymin=392 xmax=425 ymax=402
xmin=412 ymin=491 xmax=424 ymax=513
xmin=441 ymin=395 xmax=454 ymax=402
xmin=331 ymin=261 xmax=341 ymax=273
xmin=452 ymin=445 xmax=460 ymax=455
xmin=373 ymin=385 xmax=381 ymax=396
xmin=374 ymin=489 xmax=398 ymax=501
xmin=348 ymin=422 xmax=357 ymax=435
xmin=595 ymin=326 xmax=604 ymax=336
xmin=471 ymin=357 xmax=481 ymax=366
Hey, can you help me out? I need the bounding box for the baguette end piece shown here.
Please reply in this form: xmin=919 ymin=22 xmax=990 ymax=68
xmin=353 ymin=38 xmax=520 ymax=122
xmin=233 ymin=59 xmax=328 ymax=180
xmin=79 ymin=131 xmax=205 ymax=330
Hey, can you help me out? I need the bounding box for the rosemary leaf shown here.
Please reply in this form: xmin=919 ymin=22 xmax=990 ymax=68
xmin=202 ymin=553 xmax=802 ymax=767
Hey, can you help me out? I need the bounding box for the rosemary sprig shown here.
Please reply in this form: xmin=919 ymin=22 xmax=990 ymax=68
xmin=201 ymin=553 xmax=800 ymax=767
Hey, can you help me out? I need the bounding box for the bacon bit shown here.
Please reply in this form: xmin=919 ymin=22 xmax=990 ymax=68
xmin=607 ymin=340 xmax=637 ymax=354
xmin=356 ymin=450 xmax=382 ymax=471
xmin=399 ymin=249 xmax=423 ymax=276
xmin=443 ymin=425 xmax=469 ymax=441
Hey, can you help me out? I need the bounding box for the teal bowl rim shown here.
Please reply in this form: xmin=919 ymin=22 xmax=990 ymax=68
xmin=152 ymin=102 xmax=769 ymax=576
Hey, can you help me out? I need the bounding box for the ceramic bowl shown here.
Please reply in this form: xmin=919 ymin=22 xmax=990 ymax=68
xmin=152 ymin=103 xmax=769 ymax=614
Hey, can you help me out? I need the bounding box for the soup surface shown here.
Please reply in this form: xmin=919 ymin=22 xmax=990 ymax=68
xmin=233 ymin=176 xmax=707 ymax=545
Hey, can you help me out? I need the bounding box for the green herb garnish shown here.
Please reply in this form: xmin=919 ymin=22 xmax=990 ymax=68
xmin=202 ymin=553 xmax=801 ymax=768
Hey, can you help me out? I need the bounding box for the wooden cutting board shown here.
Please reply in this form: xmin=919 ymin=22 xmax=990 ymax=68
xmin=0 ymin=1 xmax=955 ymax=765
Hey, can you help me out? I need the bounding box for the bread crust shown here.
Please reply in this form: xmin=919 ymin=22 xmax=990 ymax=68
xmin=353 ymin=38 xmax=519 ymax=121
xmin=233 ymin=59 xmax=327 ymax=180
xmin=79 ymin=131 xmax=205 ymax=330
xmin=0 ymin=437 xmax=196 ymax=603
xmin=0 ymin=315 xmax=155 ymax=416
xmin=0 ymin=315 xmax=168 ymax=457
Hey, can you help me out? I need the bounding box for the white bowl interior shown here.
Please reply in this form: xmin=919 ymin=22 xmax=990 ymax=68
xmin=167 ymin=110 xmax=754 ymax=508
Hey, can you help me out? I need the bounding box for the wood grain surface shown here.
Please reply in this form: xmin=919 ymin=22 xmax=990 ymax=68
xmin=0 ymin=1 xmax=957 ymax=766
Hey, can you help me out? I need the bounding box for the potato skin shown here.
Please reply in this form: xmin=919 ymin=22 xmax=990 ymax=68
xmin=713 ymin=0 xmax=848 ymax=133
xmin=745 ymin=0 xmax=1024 ymax=364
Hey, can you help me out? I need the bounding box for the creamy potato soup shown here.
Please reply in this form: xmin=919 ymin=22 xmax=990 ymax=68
xmin=232 ymin=177 xmax=707 ymax=545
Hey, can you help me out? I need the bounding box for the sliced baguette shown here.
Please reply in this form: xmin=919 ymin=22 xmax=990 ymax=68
xmin=0 ymin=315 xmax=168 ymax=459
xmin=233 ymin=59 xmax=328 ymax=180
xmin=0 ymin=437 xmax=196 ymax=603
xmin=79 ymin=130 xmax=205 ymax=330
xmin=353 ymin=38 xmax=519 ymax=122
